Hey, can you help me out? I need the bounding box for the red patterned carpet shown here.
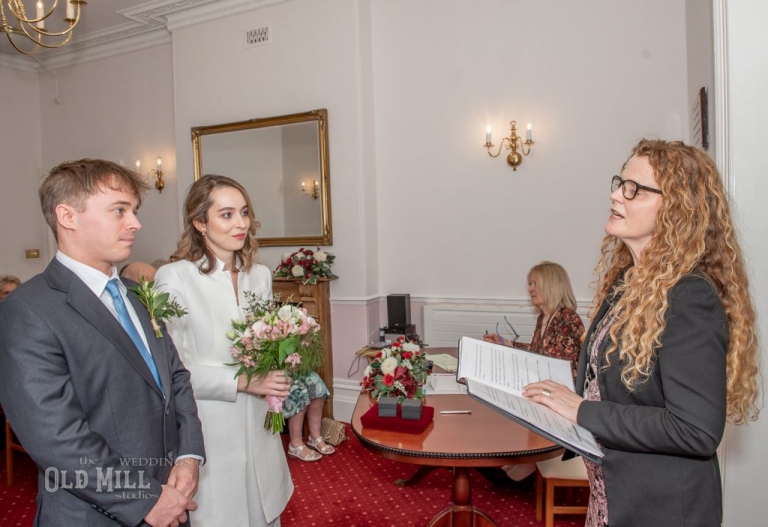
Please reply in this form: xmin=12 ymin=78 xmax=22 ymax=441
xmin=0 ymin=426 xmax=587 ymax=527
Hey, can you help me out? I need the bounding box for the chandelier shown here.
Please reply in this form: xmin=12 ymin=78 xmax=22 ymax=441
xmin=1 ymin=0 xmax=87 ymax=56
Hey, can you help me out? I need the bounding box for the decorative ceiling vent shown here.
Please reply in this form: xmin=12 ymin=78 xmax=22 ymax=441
xmin=245 ymin=25 xmax=270 ymax=48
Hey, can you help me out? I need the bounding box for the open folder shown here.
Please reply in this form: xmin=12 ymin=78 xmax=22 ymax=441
xmin=457 ymin=336 xmax=604 ymax=464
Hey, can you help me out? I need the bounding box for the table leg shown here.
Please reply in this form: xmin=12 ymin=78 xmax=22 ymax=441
xmin=427 ymin=467 xmax=497 ymax=527
xmin=395 ymin=466 xmax=437 ymax=487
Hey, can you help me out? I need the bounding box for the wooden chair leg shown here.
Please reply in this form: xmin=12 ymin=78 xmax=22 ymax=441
xmin=535 ymin=470 xmax=544 ymax=520
xmin=545 ymin=479 xmax=556 ymax=527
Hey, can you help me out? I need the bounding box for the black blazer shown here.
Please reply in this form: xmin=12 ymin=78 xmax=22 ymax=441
xmin=576 ymin=274 xmax=727 ymax=527
xmin=0 ymin=259 xmax=205 ymax=526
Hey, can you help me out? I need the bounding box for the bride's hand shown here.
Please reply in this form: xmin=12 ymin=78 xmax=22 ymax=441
xmin=237 ymin=370 xmax=291 ymax=399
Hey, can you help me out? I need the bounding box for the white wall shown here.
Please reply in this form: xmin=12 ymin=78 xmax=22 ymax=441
xmin=371 ymin=0 xmax=689 ymax=301
xmin=721 ymin=1 xmax=768 ymax=525
xmin=0 ymin=68 xmax=46 ymax=281
xmin=37 ymin=44 xmax=180 ymax=265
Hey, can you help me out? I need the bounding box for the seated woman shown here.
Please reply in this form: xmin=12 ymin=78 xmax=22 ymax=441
xmin=481 ymin=261 xmax=585 ymax=484
xmin=283 ymin=372 xmax=333 ymax=462
xmin=484 ymin=261 xmax=584 ymax=378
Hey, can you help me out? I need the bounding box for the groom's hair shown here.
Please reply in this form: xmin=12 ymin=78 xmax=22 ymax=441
xmin=39 ymin=158 xmax=149 ymax=240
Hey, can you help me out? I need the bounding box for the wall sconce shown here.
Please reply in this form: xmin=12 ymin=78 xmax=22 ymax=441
xmin=302 ymin=180 xmax=319 ymax=200
xmin=484 ymin=121 xmax=535 ymax=171
xmin=136 ymin=157 xmax=165 ymax=193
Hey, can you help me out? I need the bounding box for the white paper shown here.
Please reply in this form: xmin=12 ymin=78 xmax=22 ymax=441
xmin=426 ymin=374 xmax=468 ymax=394
xmin=457 ymin=336 xmax=603 ymax=462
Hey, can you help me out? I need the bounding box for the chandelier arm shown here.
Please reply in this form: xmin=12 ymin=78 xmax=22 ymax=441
xmin=2 ymin=0 xmax=84 ymax=55
xmin=486 ymin=137 xmax=511 ymax=158
xmin=7 ymin=0 xmax=59 ymax=24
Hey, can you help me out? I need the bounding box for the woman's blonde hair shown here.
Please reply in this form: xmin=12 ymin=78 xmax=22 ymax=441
xmin=171 ymin=175 xmax=261 ymax=274
xmin=528 ymin=261 xmax=577 ymax=315
xmin=592 ymin=139 xmax=761 ymax=424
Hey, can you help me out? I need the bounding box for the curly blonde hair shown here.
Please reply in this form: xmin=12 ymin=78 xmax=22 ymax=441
xmin=592 ymin=139 xmax=761 ymax=424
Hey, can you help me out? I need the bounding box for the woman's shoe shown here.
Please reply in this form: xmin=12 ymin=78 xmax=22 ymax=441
xmin=307 ymin=436 xmax=335 ymax=455
xmin=287 ymin=443 xmax=322 ymax=462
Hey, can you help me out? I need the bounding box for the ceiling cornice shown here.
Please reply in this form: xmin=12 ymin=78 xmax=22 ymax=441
xmin=0 ymin=0 xmax=291 ymax=73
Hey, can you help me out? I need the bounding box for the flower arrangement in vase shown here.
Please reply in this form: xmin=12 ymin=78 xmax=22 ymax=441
xmin=273 ymin=247 xmax=336 ymax=285
xmin=360 ymin=336 xmax=429 ymax=404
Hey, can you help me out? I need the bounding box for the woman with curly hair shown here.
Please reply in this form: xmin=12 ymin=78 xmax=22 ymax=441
xmin=523 ymin=139 xmax=761 ymax=527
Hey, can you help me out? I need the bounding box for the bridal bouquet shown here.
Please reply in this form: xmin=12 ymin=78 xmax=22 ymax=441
xmin=227 ymin=293 xmax=324 ymax=433
xmin=273 ymin=247 xmax=337 ymax=285
xmin=360 ymin=337 xmax=429 ymax=404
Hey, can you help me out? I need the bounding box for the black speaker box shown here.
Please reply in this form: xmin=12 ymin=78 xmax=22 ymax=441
xmin=387 ymin=294 xmax=411 ymax=329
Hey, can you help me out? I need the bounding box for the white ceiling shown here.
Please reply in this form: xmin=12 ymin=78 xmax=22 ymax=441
xmin=1 ymin=0 xmax=274 ymax=69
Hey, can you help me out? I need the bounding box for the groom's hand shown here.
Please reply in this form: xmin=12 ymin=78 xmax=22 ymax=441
xmin=168 ymin=458 xmax=200 ymax=498
xmin=144 ymin=484 xmax=197 ymax=527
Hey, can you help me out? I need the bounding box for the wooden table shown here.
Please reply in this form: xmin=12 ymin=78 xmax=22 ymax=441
xmin=351 ymin=348 xmax=563 ymax=527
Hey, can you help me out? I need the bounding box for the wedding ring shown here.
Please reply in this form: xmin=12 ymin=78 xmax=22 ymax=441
xmin=541 ymin=389 xmax=551 ymax=397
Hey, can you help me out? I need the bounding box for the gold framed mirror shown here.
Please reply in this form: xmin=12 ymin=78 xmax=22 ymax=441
xmin=191 ymin=109 xmax=332 ymax=247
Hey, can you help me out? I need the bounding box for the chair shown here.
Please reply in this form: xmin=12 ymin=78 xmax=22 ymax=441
xmin=535 ymin=456 xmax=589 ymax=527
xmin=5 ymin=421 xmax=26 ymax=486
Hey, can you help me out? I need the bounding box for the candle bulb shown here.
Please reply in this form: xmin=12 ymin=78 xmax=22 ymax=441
xmin=302 ymin=182 xmax=306 ymax=191
xmin=485 ymin=125 xmax=492 ymax=145
xmin=156 ymin=157 xmax=162 ymax=171
xmin=66 ymin=0 xmax=75 ymax=20
xmin=36 ymin=1 xmax=45 ymax=29
xmin=135 ymin=160 xmax=141 ymax=172
xmin=526 ymin=123 xmax=533 ymax=142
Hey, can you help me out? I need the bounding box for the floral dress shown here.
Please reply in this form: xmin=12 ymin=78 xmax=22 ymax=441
xmin=582 ymin=304 xmax=619 ymax=527
xmin=513 ymin=308 xmax=584 ymax=378
xmin=282 ymin=371 xmax=329 ymax=419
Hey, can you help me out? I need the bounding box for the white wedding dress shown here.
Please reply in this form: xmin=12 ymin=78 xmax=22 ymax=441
xmin=156 ymin=258 xmax=293 ymax=527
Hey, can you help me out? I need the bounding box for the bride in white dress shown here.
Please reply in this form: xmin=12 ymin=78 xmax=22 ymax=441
xmin=156 ymin=175 xmax=293 ymax=527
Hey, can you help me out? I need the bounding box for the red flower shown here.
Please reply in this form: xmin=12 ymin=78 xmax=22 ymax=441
xmin=402 ymin=351 xmax=413 ymax=360
xmin=383 ymin=374 xmax=394 ymax=386
xmin=392 ymin=341 xmax=401 ymax=348
xmin=376 ymin=351 xmax=383 ymax=358
xmin=397 ymin=336 xmax=406 ymax=342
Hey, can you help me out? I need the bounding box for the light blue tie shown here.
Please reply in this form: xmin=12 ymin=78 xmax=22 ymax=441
xmin=105 ymin=279 xmax=163 ymax=393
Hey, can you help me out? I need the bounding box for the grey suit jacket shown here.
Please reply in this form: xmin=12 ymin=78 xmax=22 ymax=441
xmin=0 ymin=259 xmax=205 ymax=526
xmin=576 ymin=274 xmax=727 ymax=527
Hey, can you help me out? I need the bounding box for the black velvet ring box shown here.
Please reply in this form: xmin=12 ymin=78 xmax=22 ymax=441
xmin=377 ymin=396 xmax=398 ymax=417
xmin=401 ymin=399 xmax=423 ymax=420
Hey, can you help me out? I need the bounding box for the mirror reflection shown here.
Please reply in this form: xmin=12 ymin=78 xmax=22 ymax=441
xmin=192 ymin=109 xmax=332 ymax=247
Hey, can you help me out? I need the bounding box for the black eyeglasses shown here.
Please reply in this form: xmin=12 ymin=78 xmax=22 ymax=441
xmin=611 ymin=175 xmax=663 ymax=200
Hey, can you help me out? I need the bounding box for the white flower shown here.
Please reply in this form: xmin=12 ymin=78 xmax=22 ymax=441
xmin=315 ymin=251 xmax=328 ymax=262
xmin=381 ymin=357 xmax=399 ymax=375
xmin=225 ymin=330 xmax=237 ymax=340
xmin=277 ymin=304 xmax=298 ymax=322
xmin=291 ymin=265 xmax=304 ymax=277
xmin=363 ymin=365 xmax=373 ymax=378
xmin=401 ymin=342 xmax=420 ymax=352
xmin=282 ymin=252 xmax=293 ymax=260
xmin=378 ymin=348 xmax=391 ymax=359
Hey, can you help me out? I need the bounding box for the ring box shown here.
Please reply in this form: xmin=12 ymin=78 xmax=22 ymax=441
xmin=377 ymin=397 xmax=398 ymax=417
xmin=401 ymin=399 xmax=423 ymax=420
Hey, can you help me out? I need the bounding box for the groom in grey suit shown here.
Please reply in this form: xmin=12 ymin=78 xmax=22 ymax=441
xmin=0 ymin=159 xmax=205 ymax=527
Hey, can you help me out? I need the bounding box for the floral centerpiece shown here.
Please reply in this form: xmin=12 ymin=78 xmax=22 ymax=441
xmin=360 ymin=336 xmax=429 ymax=404
xmin=273 ymin=247 xmax=337 ymax=285
xmin=227 ymin=293 xmax=324 ymax=433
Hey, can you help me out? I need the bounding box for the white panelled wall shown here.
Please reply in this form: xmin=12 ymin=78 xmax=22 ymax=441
xmin=0 ymin=1 xmax=765 ymax=524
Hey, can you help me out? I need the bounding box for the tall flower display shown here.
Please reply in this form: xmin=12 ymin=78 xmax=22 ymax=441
xmin=360 ymin=337 xmax=429 ymax=404
xmin=273 ymin=247 xmax=336 ymax=285
xmin=227 ymin=293 xmax=323 ymax=433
